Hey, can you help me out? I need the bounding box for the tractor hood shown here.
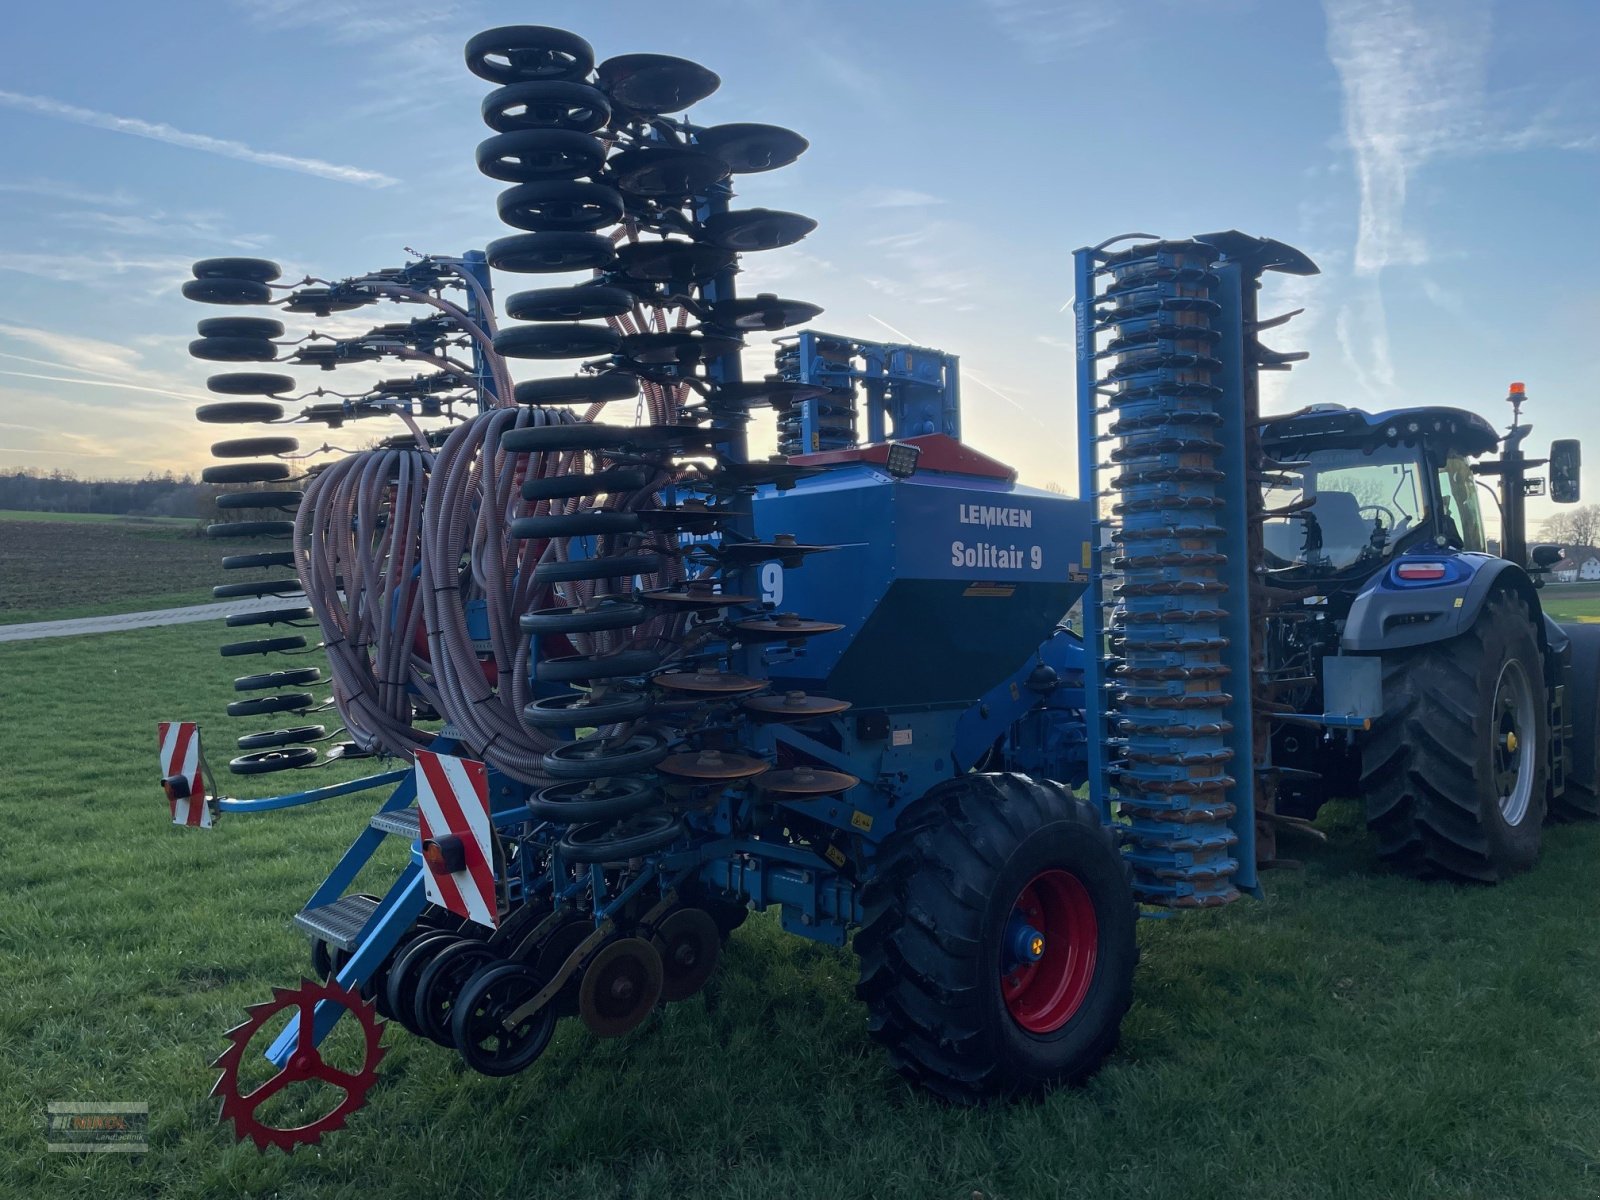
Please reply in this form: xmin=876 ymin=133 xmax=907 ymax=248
xmin=1261 ymin=404 xmax=1499 ymax=457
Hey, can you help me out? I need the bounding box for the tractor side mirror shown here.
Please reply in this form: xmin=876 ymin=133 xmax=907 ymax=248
xmin=1551 ymin=439 xmax=1581 ymax=503
xmin=1531 ymin=543 xmax=1564 ymax=569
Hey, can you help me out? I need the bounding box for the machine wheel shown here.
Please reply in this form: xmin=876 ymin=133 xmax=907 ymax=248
xmin=855 ymin=773 xmax=1137 ymax=1103
xmin=1360 ymin=588 xmax=1549 ymax=880
xmin=1551 ymin=623 xmax=1600 ymax=821
xmin=385 ymin=932 xmax=457 ymax=1036
xmin=451 ymin=963 xmax=557 ymax=1076
xmin=413 ymin=940 xmax=500 ymax=1046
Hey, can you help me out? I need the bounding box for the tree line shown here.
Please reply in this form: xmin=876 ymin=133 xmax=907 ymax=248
xmin=0 ymin=467 xmax=287 ymax=524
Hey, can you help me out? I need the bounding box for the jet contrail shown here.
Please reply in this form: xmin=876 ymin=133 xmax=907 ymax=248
xmin=0 ymin=89 xmax=397 ymax=188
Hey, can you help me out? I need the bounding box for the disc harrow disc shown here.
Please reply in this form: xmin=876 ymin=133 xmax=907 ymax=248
xmin=703 ymin=380 xmax=828 ymax=410
xmin=732 ymin=613 xmax=845 ymax=639
xmin=612 ymin=240 xmax=734 ymax=283
xmin=693 ymin=123 xmax=809 ymax=173
xmin=638 ymin=585 xmax=757 ymax=609
xmin=705 ymin=295 xmax=822 ymax=332
xmin=598 ymin=53 xmax=720 ymax=113
xmin=756 ymin=767 xmax=861 ymax=796
xmin=698 ymin=209 xmax=817 ymax=252
xmin=653 ymin=670 xmax=766 ymax=695
xmin=656 ymin=749 xmax=770 ymax=781
xmin=651 ymin=908 xmax=722 ymax=1001
xmin=742 ymin=691 xmax=852 ymax=720
xmin=576 ymin=936 xmax=665 ymax=1037
xmin=607 ymin=146 xmax=730 ymax=200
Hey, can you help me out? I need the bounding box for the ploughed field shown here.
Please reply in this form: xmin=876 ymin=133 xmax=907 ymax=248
xmin=0 ymin=512 xmax=272 ymax=624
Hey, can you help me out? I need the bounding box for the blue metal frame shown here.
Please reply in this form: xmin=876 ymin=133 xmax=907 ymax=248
xmin=774 ymin=330 xmax=960 ymax=455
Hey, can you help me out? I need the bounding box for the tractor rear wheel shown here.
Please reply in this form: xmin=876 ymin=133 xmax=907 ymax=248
xmin=1551 ymin=624 xmax=1600 ymax=821
xmin=1360 ymin=587 xmax=1548 ymax=880
xmin=855 ymin=773 xmax=1136 ymax=1103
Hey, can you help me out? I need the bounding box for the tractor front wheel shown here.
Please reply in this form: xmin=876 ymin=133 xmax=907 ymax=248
xmin=1360 ymin=587 xmax=1548 ymax=880
xmin=855 ymin=773 xmax=1136 ymax=1103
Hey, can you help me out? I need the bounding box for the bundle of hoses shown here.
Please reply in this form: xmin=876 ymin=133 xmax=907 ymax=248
xmin=293 ymin=447 xmax=437 ymax=758
xmin=418 ymin=405 xmax=684 ymax=783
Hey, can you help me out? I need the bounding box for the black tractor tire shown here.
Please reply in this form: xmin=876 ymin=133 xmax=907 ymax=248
xmin=855 ymin=773 xmax=1137 ymax=1103
xmin=1360 ymin=588 xmax=1549 ymax=880
xmin=1552 ymin=623 xmax=1600 ymax=820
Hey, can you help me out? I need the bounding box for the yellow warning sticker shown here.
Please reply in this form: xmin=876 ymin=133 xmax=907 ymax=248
xmin=963 ymin=584 xmax=1016 ymax=597
xmin=851 ymin=810 xmax=874 ymax=832
xmin=824 ymin=844 xmax=847 ymax=868
xmin=1081 ymin=540 xmax=1092 ymax=569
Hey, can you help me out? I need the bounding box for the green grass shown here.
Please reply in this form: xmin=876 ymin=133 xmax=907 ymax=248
xmin=7 ymin=624 xmax=1600 ymax=1199
xmin=1536 ymin=581 xmax=1600 ymax=623
xmin=0 ymin=509 xmax=201 ymax=526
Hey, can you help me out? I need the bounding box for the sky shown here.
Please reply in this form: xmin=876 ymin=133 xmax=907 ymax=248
xmin=0 ymin=0 xmax=1596 ymax=532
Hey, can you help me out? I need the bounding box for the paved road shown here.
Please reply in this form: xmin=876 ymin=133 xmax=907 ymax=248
xmin=0 ymin=597 xmax=289 ymax=643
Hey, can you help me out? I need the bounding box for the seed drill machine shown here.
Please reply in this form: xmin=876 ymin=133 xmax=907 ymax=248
xmin=158 ymin=24 xmax=1594 ymax=1150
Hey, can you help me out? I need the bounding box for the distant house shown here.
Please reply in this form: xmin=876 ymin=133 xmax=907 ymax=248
xmin=1550 ymin=546 xmax=1600 ymax=583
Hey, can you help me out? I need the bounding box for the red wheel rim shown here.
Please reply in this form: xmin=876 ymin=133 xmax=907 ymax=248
xmin=1001 ymin=868 xmax=1098 ymax=1034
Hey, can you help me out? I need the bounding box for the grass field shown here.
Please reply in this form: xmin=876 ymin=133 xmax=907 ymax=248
xmin=1533 ymin=581 xmax=1600 ymax=623
xmin=0 ymin=514 xmax=282 ymax=625
xmin=0 ymin=509 xmax=201 ymax=526
xmin=7 ymin=622 xmax=1600 ymax=1200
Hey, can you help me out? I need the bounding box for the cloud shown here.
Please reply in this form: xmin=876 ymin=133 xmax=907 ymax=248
xmin=1334 ymin=284 xmax=1397 ymax=399
xmin=52 ymin=208 xmax=272 ymax=250
xmin=230 ymin=0 xmax=475 ymax=115
xmin=865 ymin=189 xmax=947 ymax=209
xmin=0 ymin=250 xmax=198 ymax=303
xmin=0 ymin=178 xmax=137 ymax=207
xmin=0 ymin=324 xmax=219 ymax=408
xmin=982 ymin=0 xmax=1119 ymax=62
xmin=0 ymin=89 xmax=398 ymax=188
xmin=1323 ymin=0 xmax=1598 ymax=276
xmin=0 ymin=324 xmax=145 ymax=377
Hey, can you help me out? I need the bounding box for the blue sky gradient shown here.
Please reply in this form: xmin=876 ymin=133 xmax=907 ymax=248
xmin=0 ymin=0 xmax=1595 ymax=530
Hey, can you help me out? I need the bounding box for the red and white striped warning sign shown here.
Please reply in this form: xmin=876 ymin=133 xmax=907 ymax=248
xmin=157 ymin=721 xmax=210 ymax=828
xmin=414 ymin=749 xmax=498 ymax=929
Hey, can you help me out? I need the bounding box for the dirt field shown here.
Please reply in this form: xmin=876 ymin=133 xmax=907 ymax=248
xmin=0 ymin=515 xmax=283 ymax=624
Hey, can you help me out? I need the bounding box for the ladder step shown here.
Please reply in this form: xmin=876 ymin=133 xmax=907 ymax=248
xmin=370 ymin=806 xmax=420 ymax=838
xmin=293 ymin=893 xmax=380 ymax=950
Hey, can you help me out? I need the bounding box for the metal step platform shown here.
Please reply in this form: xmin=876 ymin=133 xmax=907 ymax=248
xmin=293 ymin=893 xmax=380 ymax=950
xmin=370 ymin=806 xmax=420 ymax=838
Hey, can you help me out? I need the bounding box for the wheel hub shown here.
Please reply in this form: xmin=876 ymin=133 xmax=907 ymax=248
xmin=1000 ymin=869 xmax=1098 ymax=1034
xmin=1492 ymin=657 xmax=1535 ymax=826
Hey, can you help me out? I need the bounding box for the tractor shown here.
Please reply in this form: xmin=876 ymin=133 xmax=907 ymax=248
xmin=1258 ymin=391 xmax=1595 ymax=880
